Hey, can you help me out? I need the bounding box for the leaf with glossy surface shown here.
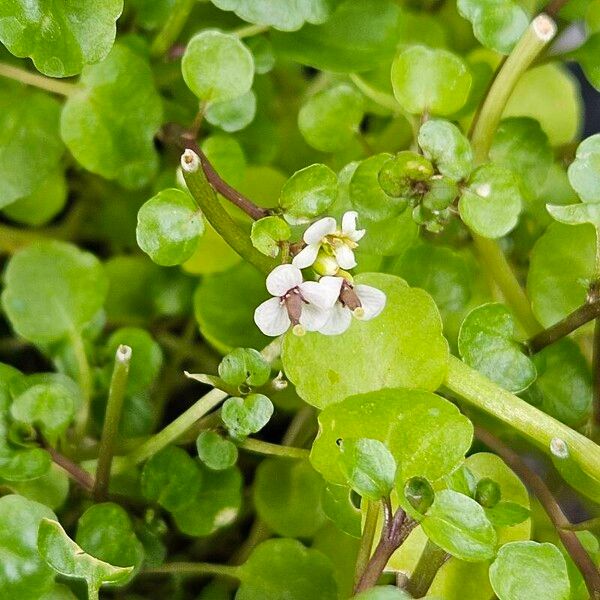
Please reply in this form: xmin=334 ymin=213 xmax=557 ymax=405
xmin=218 ymin=347 xmax=271 ymax=388
xmin=182 ymin=31 xmax=254 ymax=103
xmin=283 ymin=273 xmax=449 ymax=408
xmin=459 ymin=164 xmax=522 ymax=238
xmin=0 ymin=0 xmax=122 ymax=76
xmin=421 ymin=490 xmax=497 ymax=562
xmin=206 ymin=91 xmax=257 ymax=133
xmin=237 ymin=538 xmax=338 ymax=600
xmin=221 ymin=393 xmax=273 ymax=439
xmin=196 ymin=431 xmax=238 ymax=471
xmin=251 ymin=216 xmax=291 ymax=258
xmin=61 ymin=43 xmax=163 ymax=189
xmin=391 ymin=46 xmax=472 ymax=116
xmin=458 ymin=303 xmax=536 ymax=393
xmin=489 ymin=541 xmax=570 ymax=600
xmin=567 ymin=134 xmax=600 ymax=203
xmin=2 ymin=240 xmax=108 ymax=344
xmin=311 ymin=388 xmax=473 ymax=486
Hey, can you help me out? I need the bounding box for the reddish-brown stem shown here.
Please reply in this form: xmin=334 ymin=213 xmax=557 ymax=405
xmin=45 ymin=444 xmax=95 ymax=493
xmin=475 ymin=426 xmax=600 ymax=599
xmin=546 ymin=0 xmax=570 ymax=17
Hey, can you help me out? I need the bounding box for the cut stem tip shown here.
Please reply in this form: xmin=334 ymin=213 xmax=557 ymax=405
xmin=181 ymin=148 xmax=201 ymax=173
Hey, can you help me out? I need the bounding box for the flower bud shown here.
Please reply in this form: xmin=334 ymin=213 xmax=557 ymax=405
xmin=404 ymin=476 xmax=435 ymax=515
xmin=313 ymin=251 xmax=339 ymax=276
xmin=475 ymin=477 xmax=501 ymax=508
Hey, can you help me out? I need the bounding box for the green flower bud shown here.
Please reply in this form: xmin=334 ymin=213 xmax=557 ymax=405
xmin=313 ymin=250 xmax=339 ymax=276
xmin=404 ymin=476 xmax=435 ymax=514
xmin=378 ymin=151 xmax=434 ymax=198
xmin=475 ymin=477 xmax=501 ymax=508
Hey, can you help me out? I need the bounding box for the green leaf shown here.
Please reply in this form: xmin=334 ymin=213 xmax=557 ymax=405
xmin=211 ymin=0 xmax=333 ymax=31
xmin=271 ymin=0 xmax=403 ymax=73
xmin=489 ymin=541 xmax=570 ymax=600
xmin=75 ymin=503 xmax=144 ymax=576
xmin=38 ymin=519 xmax=133 ymax=596
xmin=0 ymin=82 xmax=64 ymax=208
xmin=458 ymin=164 xmax=522 ymax=238
xmin=338 ymin=438 xmax=396 ymax=500
xmin=353 ymin=587 xmax=413 ymax=599
xmin=205 ymin=90 xmax=257 ymax=133
xmin=221 ymin=393 xmax=273 ymax=439
xmin=2 ymin=240 xmax=108 ymax=344
xmin=282 ymin=273 xmax=449 ymax=408
xmin=321 ymin=484 xmax=362 ymax=538
xmin=0 ymin=0 xmax=122 ymax=77
xmin=527 ymin=223 xmax=596 ymax=327
xmin=253 ymin=458 xmax=326 ymax=537
xmin=547 ymin=202 xmax=600 ymax=228
xmin=171 ymin=464 xmax=242 ymax=537
xmin=141 ymin=446 xmax=203 ymax=512
xmin=0 ymin=495 xmax=56 ymax=599
xmin=484 ymin=502 xmax=530 ymax=527
xmin=378 ymin=151 xmax=434 ymax=201
xmin=569 ymin=32 xmax=600 ymax=92
xmin=246 ymin=36 xmax=275 ymax=74
xmin=298 ymin=84 xmax=365 ymax=153
xmin=489 ymin=117 xmax=553 ymax=200
xmin=238 ymin=538 xmax=338 ymax=600
xmin=182 ymin=31 xmax=254 ymax=103
xmin=311 ymin=388 xmax=473 ymax=487
xmin=196 ymin=431 xmax=238 ymax=471
xmin=0 ymin=463 xmax=69 ymax=511
xmin=61 ymin=43 xmax=163 ymax=189
xmin=567 ymin=134 xmax=600 ymax=202
xmin=391 ymin=46 xmax=472 ymax=116
xmin=137 ymin=188 xmax=204 ymax=266
xmin=218 ymin=347 xmax=271 ymax=388
xmin=418 ymin=119 xmax=473 ymax=182
xmin=279 ymin=163 xmax=338 ymax=222
xmin=201 ymin=134 xmax=247 ymax=189
xmin=458 ymin=303 xmax=536 ymax=393
xmin=10 ymin=383 xmax=75 ymax=445
xmin=457 ymin=0 xmax=529 ymax=54
xmin=421 ymin=490 xmax=497 ymax=562
xmin=251 ymin=216 xmax=291 ymax=258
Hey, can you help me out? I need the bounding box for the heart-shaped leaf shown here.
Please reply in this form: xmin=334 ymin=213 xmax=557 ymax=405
xmin=221 ymin=393 xmax=274 ymax=439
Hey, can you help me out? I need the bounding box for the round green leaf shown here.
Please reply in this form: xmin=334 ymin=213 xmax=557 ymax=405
xmin=457 ymin=0 xmax=529 ymax=54
xmin=489 ymin=541 xmax=570 ymax=600
xmin=201 ymin=134 xmax=247 ymax=189
xmin=321 ymin=484 xmax=362 ymax=538
xmin=567 ymin=134 xmax=600 ymax=203
xmin=0 ymin=82 xmax=64 ymax=208
xmin=0 ymin=0 xmax=122 ymax=77
xmin=421 ymin=490 xmax=497 ymax=562
xmin=459 ymin=164 xmax=522 ymax=238
xmin=569 ymin=32 xmax=600 ymax=92
xmin=2 ymin=240 xmax=108 ymax=344
xmin=246 ymin=36 xmax=275 ymax=74
xmin=253 ymin=458 xmax=326 ymax=537
xmin=0 ymin=494 xmax=56 ymax=599
xmin=221 ymin=393 xmax=273 ymax=439
xmin=279 ymin=163 xmax=338 ymax=222
xmin=206 ymin=91 xmax=257 ymax=133
xmin=282 ymin=273 xmax=449 ymax=409
xmin=311 ymin=388 xmax=473 ymax=487
xmin=196 ymin=431 xmax=238 ymax=471
xmin=141 ymin=446 xmax=203 ymax=512
xmin=418 ymin=119 xmax=473 ymax=181
xmin=137 ymin=188 xmax=204 ymax=267
xmin=391 ymin=46 xmax=472 ymax=116
xmin=218 ymin=347 xmax=271 ymax=388
xmin=61 ymin=43 xmax=163 ymax=189
xmin=547 ymin=202 xmax=600 ymax=228
xmin=1 ymin=463 xmax=69 ymax=511
xmin=251 ymin=216 xmax=291 ymax=258
xmin=298 ymin=84 xmax=365 ymax=153
xmin=238 ymin=538 xmax=337 ymax=600
xmin=182 ymin=31 xmax=254 ymax=103
xmin=458 ymin=303 xmax=536 ymax=393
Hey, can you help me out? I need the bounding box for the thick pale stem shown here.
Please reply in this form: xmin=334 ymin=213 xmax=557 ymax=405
xmin=181 ymin=149 xmax=275 ymax=275
xmin=238 ymin=438 xmax=309 ymax=459
xmin=406 ymin=540 xmax=449 ymax=598
xmin=354 ymin=501 xmax=381 ymax=587
xmin=445 ymin=356 xmax=600 ymax=482
xmin=0 ymin=62 xmax=76 ymax=96
xmin=94 ymin=345 xmax=132 ymax=500
xmin=150 ymin=0 xmax=196 ymax=58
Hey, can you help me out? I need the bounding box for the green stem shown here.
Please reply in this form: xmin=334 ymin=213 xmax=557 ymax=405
xmin=233 ymin=23 xmax=270 ymax=38
xmin=238 ymin=438 xmax=309 ymax=459
xmin=354 ymin=501 xmax=381 ymax=587
xmin=406 ymin=540 xmax=448 ymax=598
xmin=470 ymin=14 xmax=557 ymax=163
xmin=181 ymin=149 xmax=275 ymax=275
xmin=444 ymin=356 xmax=600 ymax=482
xmin=70 ymin=330 xmax=92 ymax=440
xmin=0 ymin=62 xmax=76 ymax=96
xmin=150 ymin=0 xmax=196 ymax=58
xmin=94 ymin=345 xmax=132 ymax=500
xmin=349 ymin=74 xmax=400 ymax=113
xmin=144 ymin=562 xmax=241 ymax=579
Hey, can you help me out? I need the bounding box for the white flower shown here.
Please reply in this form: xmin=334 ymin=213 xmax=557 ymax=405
xmin=292 ymin=211 xmax=365 ymax=273
xmin=254 ymin=264 xmax=342 ymax=337
xmin=319 ymin=280 xmax=387 ymax=336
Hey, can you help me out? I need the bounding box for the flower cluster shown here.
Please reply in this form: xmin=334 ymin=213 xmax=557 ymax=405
xmin=254 ymin=212 xmax=386 ymax=337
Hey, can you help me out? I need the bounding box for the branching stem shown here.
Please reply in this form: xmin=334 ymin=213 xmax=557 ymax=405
xmin=0 ymin=62 xmax=76 ymax=96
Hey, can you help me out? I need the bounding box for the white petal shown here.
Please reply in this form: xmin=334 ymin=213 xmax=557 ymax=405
xmin=341 ymin=211 xmax=358 ymax=234
xmin=291 ymin=243 xmax=320 ymax=269
xmin=304 ymin=217 xmax=336 ymax=244
xmin=319 ymin=303 xmax=352 ymax=335
xmin=299 ymin=303 xmax=330 ymax=331
xmin=349 ymin=228 xmax=366 ymax=242
xmin=334 ymin=244 xmax=357 ymax=269
xmin=254 ymin=298 xmax=290 ymax=336
xmin=355 ymin=285 xmax=386 ymax=320
xmin=266 ymin=264 xmax=302 ymax=296
xmin=299 ymin=276 xmax=343 ymax=309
